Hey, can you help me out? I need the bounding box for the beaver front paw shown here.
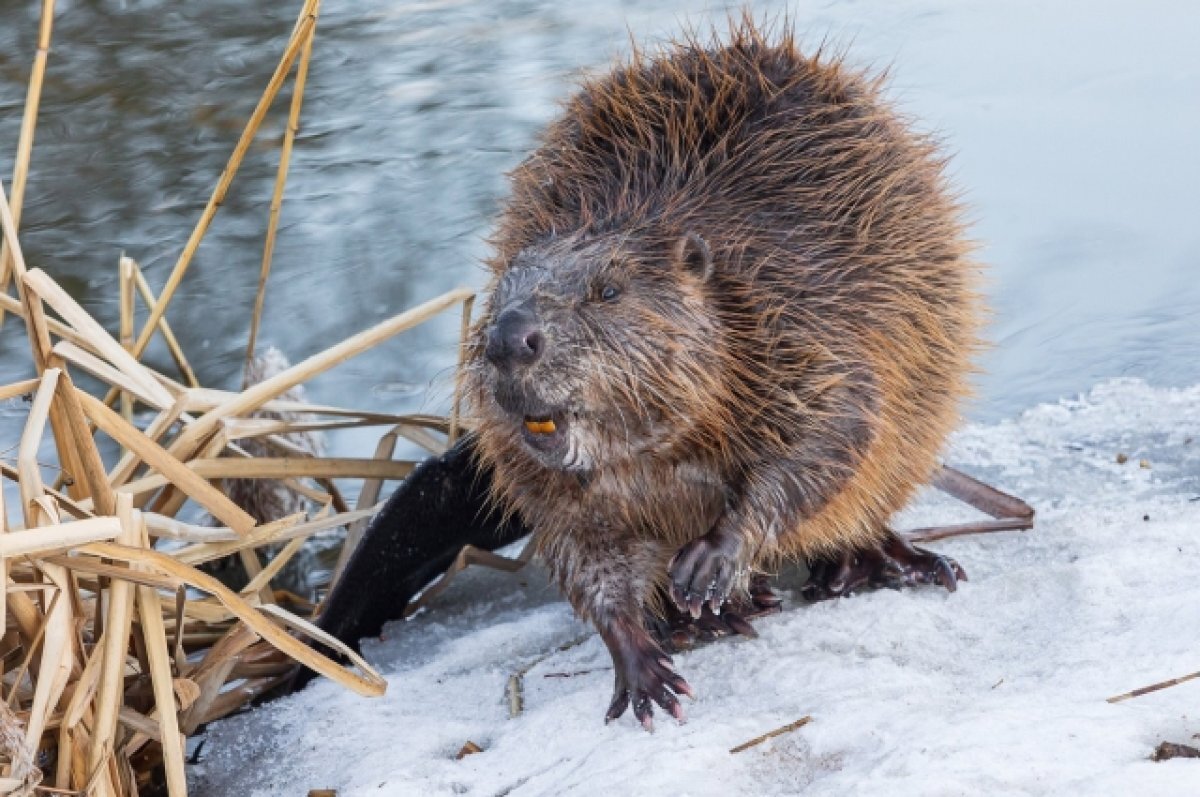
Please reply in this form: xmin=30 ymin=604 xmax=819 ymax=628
xmin=604 ymin=630 xmax=694 ymax=731
xmin=651 ymin=574 xmax=782 ymax=652
xmin=668 ymin=529 xmax=743 ymax=618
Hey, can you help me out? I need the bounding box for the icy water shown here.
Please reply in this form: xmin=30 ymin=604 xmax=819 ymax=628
xmin=0 ymin=0 xmax=1197 ymax=443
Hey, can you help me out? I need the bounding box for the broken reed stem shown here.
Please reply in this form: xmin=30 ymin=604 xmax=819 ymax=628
xmin=245 ymin=1 xmax=319 ymax=379
xmin=130 ymin=260 xmax=200 ymax=388
xmin=83 ymin=541 xmax=385 ymax=695
xmin=0 ymin=0 xmax=55 ymax=331
xmin=1107 ymin=670 xmax=1200 ymax=704
xmin=21 ymin=281 xmax=95 ymax=501
xmin=23 ymin=268 xmax=174 ymax=408
xmin=240 ymin=535 xmax=306 ymax=596
xmin=170 ymin=286 xmax=474 ymax=462
xmin=75 ymin=388 xmax=258 ymax=535
xmin=119 ymin=256 xmax=135 ymax=425
xmin=106 ymin=395 xmax=187 ymax=488
xmin=52 ymin=369 xmax=117 ymax=514
xmin=448 ymin=294 xmax=474 ymax=446
xmin=0 ymin=202 xmax=87 ymax=513
xmin=506 ymin=634 xmax=594 ymax=719
xmin=99 ymin=246 xmax=202 ymax=414
xmin=167 ymin=508 xmax=374 ymax=567
xmin=133 ymin=519 xmax=188 ymax=796
xmin=17 ymin=369 xmax=60 ymax=520
xmin=0 ymin=518 xmax=122 ymax=558
xmin=57 ymin=637 xmax=105 ymax=786
xmin=729 ymin=716 xmax=813 ymax=754
xmin=0 ymin=292 xmax=108 ymax=360
xmin=23 ymin=561 xmax=75 ymax=758
xmin=87 ymin=495 xmax=138 ymax=779
xmin=180 ymin=387 xmax=445 ymax=426
xmin=330 ymin=426 xmax=399 ymax=588
xmin=0 ymin=179 xmax=39 ymax=348
xmin=130 ymin=0 xmax=319 ymax=362
xmin=5 ymin=587 xmax=60 ymax=710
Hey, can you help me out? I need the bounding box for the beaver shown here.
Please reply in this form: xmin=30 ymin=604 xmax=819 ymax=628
xmin=466 ymin=18 xmax=981 ymax=730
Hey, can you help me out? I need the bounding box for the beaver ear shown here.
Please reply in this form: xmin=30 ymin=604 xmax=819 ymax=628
xmin=674 ymin=231 xmax=713 ymax=283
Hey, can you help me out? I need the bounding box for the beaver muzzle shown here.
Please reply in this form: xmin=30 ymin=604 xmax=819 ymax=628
xmin=485 ymin=306 xmax=544 ymax=372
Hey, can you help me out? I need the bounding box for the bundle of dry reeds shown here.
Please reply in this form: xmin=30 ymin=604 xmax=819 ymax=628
xmin=0 ymin=1 xmax=474 ymax=793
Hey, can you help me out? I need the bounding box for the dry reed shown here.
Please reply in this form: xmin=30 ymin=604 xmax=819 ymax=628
xmin=245 ymin=0 xmax=320 ymax=379
xmin=0 ymin=0 xmax=55 ymax=331
xmin=0 ymin=2 xmax=475 ymax=792
xmin=728 ymin=716 xmax=813 ymax=754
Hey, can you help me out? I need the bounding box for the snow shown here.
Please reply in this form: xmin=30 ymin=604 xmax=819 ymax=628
xmin=193 ymin=378 xmax=1200 ymax=796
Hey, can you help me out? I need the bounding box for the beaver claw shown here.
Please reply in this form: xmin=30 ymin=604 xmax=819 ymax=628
xmin=604 ymin=627 xmax=694 ymax=731
xmin=668 ymin=529 xmax=743 ymax=618
xmin=651 ymin=575 xmax=782 ymax=652
xmin=801 ymin=529 xmax=966 ymax=601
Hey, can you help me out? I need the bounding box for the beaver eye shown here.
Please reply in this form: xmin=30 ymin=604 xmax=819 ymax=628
xmin=600 ymin=284 xmax=621 ymax=302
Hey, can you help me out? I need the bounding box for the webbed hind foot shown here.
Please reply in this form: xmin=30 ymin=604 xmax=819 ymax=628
xmin=801 ymin=529 xmax=966 ymax=601
xmin=650 ymin=575 xmax=782 ymax=653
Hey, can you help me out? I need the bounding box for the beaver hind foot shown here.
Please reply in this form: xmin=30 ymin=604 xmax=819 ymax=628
xmin=650 ymin=575 xmax=783 ymax=653
xmin=801 ymin=529 xmax=966 ymax=601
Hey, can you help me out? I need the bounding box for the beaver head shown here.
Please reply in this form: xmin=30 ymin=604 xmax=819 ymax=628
xmin=471 ymin=229 xmax=728 ymax=472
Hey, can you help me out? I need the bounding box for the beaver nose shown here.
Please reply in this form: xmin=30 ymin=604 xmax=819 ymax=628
xmin=485 ymin=307 xmax=544 ymax=369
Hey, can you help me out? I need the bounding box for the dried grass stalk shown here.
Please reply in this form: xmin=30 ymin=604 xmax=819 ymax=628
xmin=1107 ymin=670 xmax=1200 ymax=703
xmin=330 ymin=426 xmax=399 ymax=587
xmin=107 ymin=395 xmax=188 ymax=488
xmin=129 ymin=0 xmax=320 ymax=362
xmin=181 ymin=387 xmax=448 ymax=428
xmin=170 ymin=286 xmax=473 ymax=461
xmin=77 ymin=389 xmax=258 ymax=535
xmin=0 ymin=0 xmax=55 ymax=333
xmin=729 ymin=716 xmax=814 ymax=754
xmin=83 ymin=541 xmax=385 ymax=696
xmin=130 ymin=259 xmax=199 ymax=388
xmin=22 ymin=560 xmax=75 ymax=759
xmin=119 ymin=256 xmax=135 ymax=425
xmin=23 ymin=269 xmax=174 ymax=408
xmin=187 ymin=456 xmax=416 ymax=481
xmin=448 ymin=294 xmax=474 ymax=445
xmin=0 ymin=291 xmax=107 ymax=358
xmin=87 ymin=495 xmax=138 ymax=779
xmin=171 ymin=506 xmax=373 ymax=567
xmin=246 ymin=3 xmax=319 ymax=372
xmin=0 ymin=518 xmax=122 ymax=557
xmin=133 ymin=516 xmax=189 ymax=796
xmin=0 ymin=2 xmax=482 ymax=790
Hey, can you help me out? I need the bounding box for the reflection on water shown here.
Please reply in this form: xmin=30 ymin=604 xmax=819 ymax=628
xmin=0 ymin=0 xmax=1196 ymax=462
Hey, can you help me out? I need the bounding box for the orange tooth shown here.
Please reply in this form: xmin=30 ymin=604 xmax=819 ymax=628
xmin=524 ymin=419 xmax=557 ymax=434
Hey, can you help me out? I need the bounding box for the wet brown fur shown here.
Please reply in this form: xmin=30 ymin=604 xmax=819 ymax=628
xmin=466 ymin=19 xmax=980 ymax=646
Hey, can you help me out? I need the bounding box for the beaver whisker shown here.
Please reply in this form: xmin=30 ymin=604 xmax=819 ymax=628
xmin=567 ymin=346 xmax=667 ymax=420
xmin=569 ymin=334 xmax=678 ymax=414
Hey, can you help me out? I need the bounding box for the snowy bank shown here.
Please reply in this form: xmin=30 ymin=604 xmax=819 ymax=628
xmin=194 ymin=379 xmax=1200 ymax=796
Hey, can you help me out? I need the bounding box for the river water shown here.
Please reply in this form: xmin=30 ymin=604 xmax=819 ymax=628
xmin=1 ymin=0 xmax=1197 ymax=462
